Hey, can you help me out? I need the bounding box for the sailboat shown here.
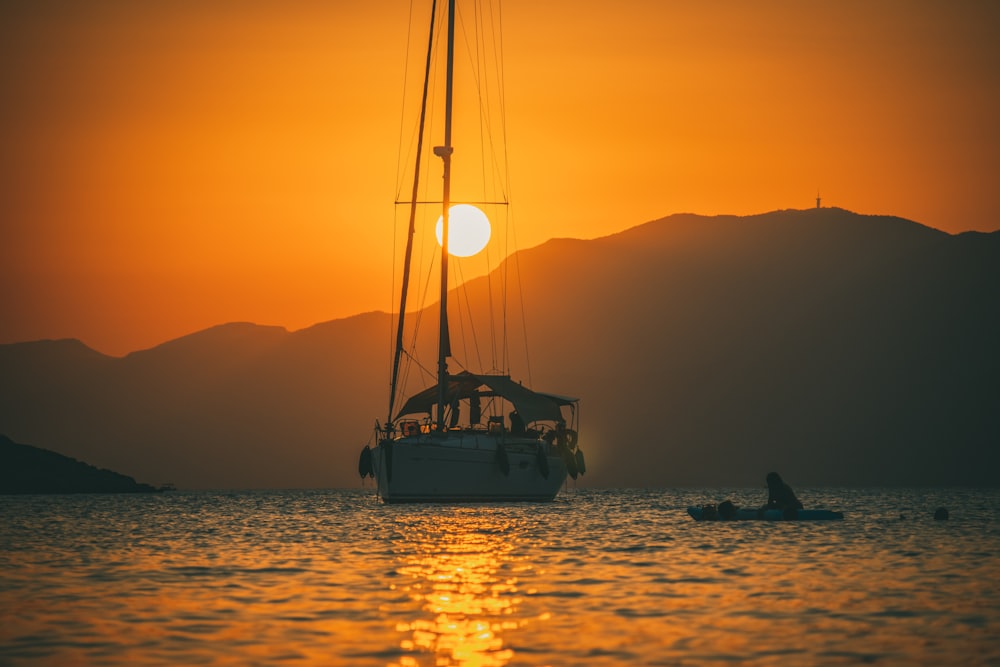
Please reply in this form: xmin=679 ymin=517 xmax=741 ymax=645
xmin=356 ymin=0 xmax=583 ymax=503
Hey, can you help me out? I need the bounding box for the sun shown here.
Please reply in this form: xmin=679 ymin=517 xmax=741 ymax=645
xmin=435 ymin=204 xmax=491 ymax=257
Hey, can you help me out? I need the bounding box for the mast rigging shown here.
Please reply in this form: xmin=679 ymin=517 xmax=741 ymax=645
xmin=388 ymin=0 xmax=440 ymax=427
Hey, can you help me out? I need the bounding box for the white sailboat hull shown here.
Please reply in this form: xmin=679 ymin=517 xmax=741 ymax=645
xmin=372 ymin=434 xmax=567 ymax=503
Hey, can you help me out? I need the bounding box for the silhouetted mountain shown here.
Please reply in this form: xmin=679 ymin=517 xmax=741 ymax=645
xmin=1 ymin=209 xmax=997 ymax=488
xmin=510 ymin=209 xmax=999 ymax=487
xmin=0 ymin=434 xmax=162 ymax=494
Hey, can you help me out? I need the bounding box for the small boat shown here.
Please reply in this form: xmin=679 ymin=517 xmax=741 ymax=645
xmin=357 ymin=0 xmax=582 ymax=503
xmin=687 ymin=506 xmax=845 ymax=521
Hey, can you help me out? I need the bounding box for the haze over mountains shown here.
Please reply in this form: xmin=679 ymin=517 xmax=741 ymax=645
xmin=2 ymin=208 xmax=997 ymax=489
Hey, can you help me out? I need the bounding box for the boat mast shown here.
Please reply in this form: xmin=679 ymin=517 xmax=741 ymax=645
xmin=388 ymin=0 xmax=439 ymax=428
xmin=434 ymin=0 xmax=457 ymax=431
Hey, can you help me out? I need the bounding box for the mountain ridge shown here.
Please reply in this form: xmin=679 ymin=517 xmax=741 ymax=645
xmin=0 ymin=434 xmax=164 ymax=494
xmin=2 ymin=208 xmax=997 ymax=489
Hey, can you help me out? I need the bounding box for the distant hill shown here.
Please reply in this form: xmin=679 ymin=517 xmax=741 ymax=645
xmin=0 ymin=434 xmax=162 ymax=494
xmin=1 ymin=208 xmax=997 ymax=488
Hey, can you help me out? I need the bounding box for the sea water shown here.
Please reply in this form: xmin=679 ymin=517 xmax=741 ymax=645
xmin=1 ymin=488 xmax=998 ymax=666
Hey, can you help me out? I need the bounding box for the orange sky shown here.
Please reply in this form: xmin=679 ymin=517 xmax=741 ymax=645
xmin=2 ymin=0 xmax=998 ymax=356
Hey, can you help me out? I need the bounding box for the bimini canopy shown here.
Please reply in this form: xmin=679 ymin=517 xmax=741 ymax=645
xmin=394 ymin=370 xmax=576 ymax=425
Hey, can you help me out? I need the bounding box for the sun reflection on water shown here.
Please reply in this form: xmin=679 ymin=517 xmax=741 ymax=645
xmin=388 ymin=511 xmax=532 ymax=667
xmin=4 ymin=491 xmax=998 ymax=666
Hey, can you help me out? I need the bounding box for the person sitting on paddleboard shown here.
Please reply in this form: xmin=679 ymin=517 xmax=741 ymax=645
xmin=764 ymin=472 xmax=803 ymax=511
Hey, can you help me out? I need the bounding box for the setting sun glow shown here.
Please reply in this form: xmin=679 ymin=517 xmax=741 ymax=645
xmin=435 ymin=205 xmax=492 ymax=257
xmin=0 ymin=2 xmax=997 ymax=355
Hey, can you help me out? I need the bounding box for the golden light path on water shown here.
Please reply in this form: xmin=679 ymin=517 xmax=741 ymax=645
xmin=388 ymin=512 xmax=537 ymax=667
xmin=1 ymin=489 xmax=999 ymax=666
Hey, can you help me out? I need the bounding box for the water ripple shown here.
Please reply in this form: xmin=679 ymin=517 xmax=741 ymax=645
xmin=1 ymin=488 xmax=998 ymax=666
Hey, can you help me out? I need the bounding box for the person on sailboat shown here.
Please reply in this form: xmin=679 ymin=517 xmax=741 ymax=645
xmin=509 ymin=410 xmax=525 ymax=436
xmin=763 ymin=472 xmax=803 ymax=511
